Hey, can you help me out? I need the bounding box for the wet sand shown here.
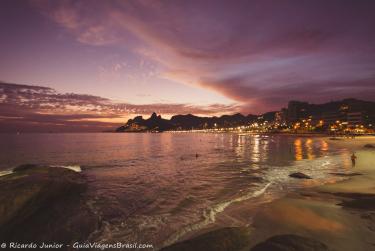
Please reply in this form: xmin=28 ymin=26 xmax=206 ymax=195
xmin=163 ymin=137 xmax=375 ymax=251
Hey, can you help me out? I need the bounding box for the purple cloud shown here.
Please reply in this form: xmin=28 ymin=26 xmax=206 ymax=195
xmin=29 ymin=0 xmax=375 ymax=113
xmin=0 ymin=82 xmax=238 ymax=132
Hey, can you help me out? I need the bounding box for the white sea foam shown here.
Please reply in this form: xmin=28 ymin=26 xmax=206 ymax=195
xmin=51 ymin=165 xmax=82 ymax=172
xmin=266 ymin=153 xmax=351 ymax=185
xmin=0 ymin=169 xmax=13 ymax=177
xmin=162 ymin=182 xmax=272 ymax=248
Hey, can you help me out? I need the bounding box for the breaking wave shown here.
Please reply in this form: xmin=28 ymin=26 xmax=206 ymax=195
xmin=0 ymin=169 xmax=13 ymax=177
xmin=51 ymin=165 xmax=82 ymax=172
xmin=162 ymin=182 xmax=272 ymax=248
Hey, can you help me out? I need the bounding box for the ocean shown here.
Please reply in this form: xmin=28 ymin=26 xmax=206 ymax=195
xmin=0 ymin=133 xmax=352 ymax=248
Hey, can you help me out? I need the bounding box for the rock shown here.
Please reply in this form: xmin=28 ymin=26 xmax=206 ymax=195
xmin=13 ymin=163 xmax=39 ymax=172
xmin=329 ymin=172 xmax=362 ymax=177
xmin=251 ymin=234 xmax=329 ymax=251
xmin=0 ymin=165 xmax=99 ymax=245
xmin=161 ymin=227 xmax=251 ymax=251
xmin=364 ymin=144 xmax=375 ymax=148
xmin=335 ymin=193 xmax=375 ymax=210
xmin=116 ymin=112 xmax=173 ymax=132
xmin=289 ymin=172 xmax=312 ymax=179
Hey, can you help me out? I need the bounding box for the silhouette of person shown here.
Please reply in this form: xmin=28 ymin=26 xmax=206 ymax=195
xmin=351 ymin=153 xmax=357 ymax=167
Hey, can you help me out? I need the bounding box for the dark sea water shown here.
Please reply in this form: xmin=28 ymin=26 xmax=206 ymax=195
xmin=0 ymin=133 xmax=352 ymax=248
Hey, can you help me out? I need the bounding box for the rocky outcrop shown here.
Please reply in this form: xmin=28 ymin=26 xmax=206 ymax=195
xmin=251 ymin=234 xmax=329 ymax=251
xmin=289 ymin=172 xmax=312 ymax=179
xmin=335 ymin=193 xmax=375 ymax=210
xmin=0 ymin=165 xmax=99 ymax=246
xmin=116 ymin=112 xmax=173 ymax=132
xmin=329 ymin=172 xmax=362 ymax=177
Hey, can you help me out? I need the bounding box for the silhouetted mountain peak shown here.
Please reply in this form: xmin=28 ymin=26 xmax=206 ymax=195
xmin=116 ymin=98 xmax=375 ymax=132
xmin=133 ymin=116 xmax=143 ymax=123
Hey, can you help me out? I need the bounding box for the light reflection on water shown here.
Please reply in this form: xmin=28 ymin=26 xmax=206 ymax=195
xmin=305 ymin=138 xmax=315 ymax=160
xmin=294 ymin=138 xmax=303 ymax=160
xmin=0 ymin=133 xmax=351 ymax=247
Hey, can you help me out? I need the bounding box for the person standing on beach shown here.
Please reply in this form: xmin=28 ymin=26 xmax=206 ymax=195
xmin=351 ymin=153 xmax=357 ymax=167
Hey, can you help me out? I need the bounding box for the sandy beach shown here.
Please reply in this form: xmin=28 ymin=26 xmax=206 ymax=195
xmin=162 ymin=136 xmax=375 ymax=251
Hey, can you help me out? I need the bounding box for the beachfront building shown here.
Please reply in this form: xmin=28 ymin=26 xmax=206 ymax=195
xmin=347 ymin=112 xmax=363 ymax=127
xmin=277 ymin=99 xmax=375 ymax=134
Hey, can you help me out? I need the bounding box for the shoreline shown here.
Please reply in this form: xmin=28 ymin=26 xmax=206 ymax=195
xmin=129 ymin=131 xmax=375 ymax=138
xmin=162 ymin=137 xmax=375 ymax=251
xmin=3 ymin=130 xmax=375 ymax=139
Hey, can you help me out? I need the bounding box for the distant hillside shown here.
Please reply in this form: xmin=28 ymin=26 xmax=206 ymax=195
xmin=285 ymin=98 xmax=375 ymax=125
xmin=306 ymin=98 xmax=375 ymax=116
xmin=116 ymin=112 xmax=275 ymax=132
xmin=116 ymin=98 xmax=375 ymax=132
xmin=116 ymin=112 xmax=173 ymax=132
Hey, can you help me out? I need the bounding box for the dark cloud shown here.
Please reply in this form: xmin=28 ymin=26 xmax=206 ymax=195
xmin=0 ymin=0 xmax=374 ymax=123
xmin=31 ymin=0 xmax=375 ymax=113
xmin=201 ymin=76 xmax=375 ymax=113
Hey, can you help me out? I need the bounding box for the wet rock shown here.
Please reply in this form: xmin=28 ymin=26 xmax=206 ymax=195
xmin=0 ymin=165 xmax=99 ymax=246
xmin=329 ymin=172 xmax=362 ymax=177
xmin=289 ymin=172 xmax=312 ymax=179
xmin=251 ymin=234 xmax=329 ymax=251
xmin=13 ymin=163 xmax=39 ymax=172
xmin=161 ymin=227 xmax=251 ymax=251
xmin=364 ymin=144 xmax=375 ymax=148
xmin=360 ymin=213 xmax=375 ymax=232
xmin=335 ymin=193 xmax=375 ymax=210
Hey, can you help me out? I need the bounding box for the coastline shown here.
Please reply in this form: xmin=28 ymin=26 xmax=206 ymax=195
xmin=162 ymin=137 xmax=375 ymax=251
xmin=128 ymin=130 xmax=375 ymax=139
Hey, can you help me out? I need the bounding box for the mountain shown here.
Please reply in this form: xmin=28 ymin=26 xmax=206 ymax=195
xmin=309 ymin=99 xmax=375 ymax=115
xmin=116 ymin=112 xmax=263 ymax=132
xmin=285 ymin=98 xmax=375 ymax=124
xmin=116 ymin=112 xmax=173 ymax=132
xmin=116 ymin=98 xmax=375 ymax=132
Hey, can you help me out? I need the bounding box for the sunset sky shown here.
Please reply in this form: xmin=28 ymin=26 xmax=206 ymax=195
xmin=1 ymin=0 xmax=375 ymax=132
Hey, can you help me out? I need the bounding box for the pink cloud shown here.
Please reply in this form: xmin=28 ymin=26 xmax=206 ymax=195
xmin=30 ymin=0 xmax=375 ymax=113
xmin=0 ymin=82 xmax=238 ymax=131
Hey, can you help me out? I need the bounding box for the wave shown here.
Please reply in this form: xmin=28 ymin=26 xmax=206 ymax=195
xmin=1 ymin=165 xmax=82 ymax=175
xmin=162 ymin=182 xmax=272 ymax=248
xmin=50 ymin=165 xmax=82 ymax=172
xmin=0 ymin=170 xmax=13 ymax=177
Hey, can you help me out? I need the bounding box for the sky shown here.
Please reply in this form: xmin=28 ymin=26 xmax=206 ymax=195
xmin=1 ymin=0 xmax=375 ymax=132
